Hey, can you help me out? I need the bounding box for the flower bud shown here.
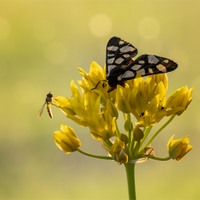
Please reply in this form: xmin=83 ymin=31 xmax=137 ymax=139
xmin=116 ymin=86 xmax=131 ymax=113
xmin=165 ymin=86 xmax=193 ymax=116
xmin=124 ymin=119 xmax=133 ymax=132
xmin=53 ymin=124 xmax=81 ymax=154
xmin=106 ymin=99 xmax=118 ymax=118
xmin=109 ymin=137 xmax=128 ymax=164
xmin=120 ymin=133 xmax=129 ymax=144
xmin=167 ymin=134 xmax=193 ymax=161
xmin=133 ymin=126 xmax=144 ymax=141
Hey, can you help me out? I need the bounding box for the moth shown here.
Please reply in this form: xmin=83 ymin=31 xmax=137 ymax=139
xmin=37 ymin=92 xmax=54 ymax=118
xmin=93 ymin=36 xmax=178 ymax=92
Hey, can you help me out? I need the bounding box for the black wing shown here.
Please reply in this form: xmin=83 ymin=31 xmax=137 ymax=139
xmin=118 ymin=54 xmax=178 ymax=82
xmin=106 ymin=36 xmax=138 ymax=80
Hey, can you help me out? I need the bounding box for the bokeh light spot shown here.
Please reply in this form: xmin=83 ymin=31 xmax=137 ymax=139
xmin=89 ymin=14 xmax=112 ymax=37
xmin=138 ymin=17 xmax=160 ymax=39
xmin=33 ymin=20 xmax=55 ymax=42
xmin=44 ymin=42 xmax=67 ymax=65
xmin=0 ymin=18 xmax=10 ymax=40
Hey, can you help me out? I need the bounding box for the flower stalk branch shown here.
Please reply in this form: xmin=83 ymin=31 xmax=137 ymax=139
xmin=142 ymin=114 xmax=176 ymax=150
xmin=78 ymin=149 xmax=113 ymax=160
xmin=140 ymin=125 xmax=153 ymax=147
xmin=144 ymin=155 xmax=171 ymax=161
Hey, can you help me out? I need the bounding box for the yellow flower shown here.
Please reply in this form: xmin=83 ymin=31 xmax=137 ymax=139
xmin=115 ymin=85 xmax=132 ymax=113
xmin=78 ymin=61 xmax=116 ymax=104
xmin=167 ymin=134 xmax=193 ymax=161
xmin=53 ymin=124 xmax=81 ymax=154
xmin=54 ymin=80 xmax=116 ymax=141
xmin=115 ymin=73 xmax=168 ymax=127
xmin=78 ymin=61 xmax=106 ymax=92
xmin=165 ymin=86 xmax=193 ymax=116
xmin=109 ymin=137 xmax=128 ymax=164
xmin=54 ymin=96 xmax=76 ymax=116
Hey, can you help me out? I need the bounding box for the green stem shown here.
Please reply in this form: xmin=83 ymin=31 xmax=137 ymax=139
xmin=142 ymin=114 xmax=176 ymax=150
xmin=104 ymin=139 xmax=113 ymax=149
xmin=77 ymin=149 xmax=113 ymax=160
xmin=134 ymin=141 xmax=140 ymax=156
xmin=127 ymin=113 xmax=132 ymax=150
xmin=124 ymin=163 xmax=136 ymax=200
xmin=123 ymin=113 xmax=127 ymax=121
xmin=145 ymin=155 xmax=171 ymax=161
xmin=140 ymin=125 xmax=153 ymax=147
xmin=115 ymin=119 xmax=121 ymax=138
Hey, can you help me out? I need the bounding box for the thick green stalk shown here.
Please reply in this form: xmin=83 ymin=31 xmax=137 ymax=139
xmin=124 ymin=163 xmax=136 ymax=200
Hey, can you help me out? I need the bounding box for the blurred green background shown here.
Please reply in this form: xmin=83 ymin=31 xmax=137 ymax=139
xmin=0 ymin=1 xmax=199 ymax=199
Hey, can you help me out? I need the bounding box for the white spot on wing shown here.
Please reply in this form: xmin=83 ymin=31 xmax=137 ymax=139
xmin=119 ymin=40 xmax=124 ymax=45
xmin=120 ymin=46 xmax=135 ymax=53
xmin=148 ymin=68 xmax=154 ymax=74
xmin=117 ymin=74 xmax=123 ymax=81
xmin=131 ymin=64 xmax=141 ymax=71
xmin=107 ymin=46 xmax=118 ymax=51
xmin=115 ymin=57 xmax=124 ymax=64
xmin=107 ymin=53 xmax=115 ymax=57
xmin=156 ymin=64 xmax=167 ymax=72
xmin=107 ymin=65 xmax=116 ymax=74
xmin=138 ymin=69 xmax=145 ymax=75
xmin=123 ymin=54 xmax=130 ymax=58
xmin=138 ymin=60 xmax=145 ymax=64
xmin=107 ymin=57 xmax=115 ymax=64
xmin=148 ymin=55 xmax=159 ymax=64
xmin=163 ymin=59 xmax=169 ymax=63
xmin=121 ymin=71 xmax=135 ymax=79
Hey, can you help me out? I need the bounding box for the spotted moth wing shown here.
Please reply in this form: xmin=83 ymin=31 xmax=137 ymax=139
xmin=106 ymin=37 xmax=138 ymax=79
xmin=118 ymin=54 xmax=178 ymax=82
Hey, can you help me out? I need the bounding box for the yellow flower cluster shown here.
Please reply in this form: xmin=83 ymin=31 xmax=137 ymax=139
xmin=55 ymin=80 xmax=117 ymax=141
xmin=115 ymin=71 xmax=193 ymax=127
xmin=53 ymin=61 xmax=193 ymax=164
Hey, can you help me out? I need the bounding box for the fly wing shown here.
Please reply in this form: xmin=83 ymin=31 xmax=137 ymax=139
xmin=37 ymin=103 xmax=46 ymax=118
xmin=119 ymin=54 xmax=178 ymax=82
xmin=106 ymin=37 xmax=138 ymax=79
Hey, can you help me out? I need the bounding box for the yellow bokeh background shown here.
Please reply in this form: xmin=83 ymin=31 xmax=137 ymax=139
xmin=0 ymin=1 xmax=199 ymax=199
